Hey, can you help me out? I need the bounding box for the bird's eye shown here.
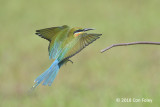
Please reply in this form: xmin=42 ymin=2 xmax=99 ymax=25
xmin=73 ymin=29 xmax=84 ymax=34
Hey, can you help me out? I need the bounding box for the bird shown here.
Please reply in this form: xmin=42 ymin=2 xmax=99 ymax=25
xmin=32 ymin=25 xmax=102 ymax=89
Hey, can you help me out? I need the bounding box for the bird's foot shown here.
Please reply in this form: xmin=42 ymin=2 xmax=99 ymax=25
xmin=68 ymin=59 xmax=73 ymax=64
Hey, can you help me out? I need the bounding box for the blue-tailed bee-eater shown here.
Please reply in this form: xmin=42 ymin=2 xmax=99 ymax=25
xmin=32 ymin=25 xmax=102 ymax=89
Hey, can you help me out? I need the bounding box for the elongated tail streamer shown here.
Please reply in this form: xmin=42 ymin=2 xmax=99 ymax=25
xmin=31 ymin=59 xmax=60 ymax=90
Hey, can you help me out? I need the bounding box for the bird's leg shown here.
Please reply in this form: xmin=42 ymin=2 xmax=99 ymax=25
xmin=67 ymin=59 xmax=73 ymax=64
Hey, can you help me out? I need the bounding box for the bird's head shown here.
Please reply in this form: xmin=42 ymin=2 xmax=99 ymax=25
xmin=70 ymin=27 xmax=95 ymax=37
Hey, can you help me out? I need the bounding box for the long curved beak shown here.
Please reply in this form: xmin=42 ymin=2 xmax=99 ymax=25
xmin=83 ymin=28 xmax=95 ymax=31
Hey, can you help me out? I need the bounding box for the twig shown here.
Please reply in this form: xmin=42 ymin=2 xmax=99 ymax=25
xmin=101 ymin=41 xmax=160 ymax=53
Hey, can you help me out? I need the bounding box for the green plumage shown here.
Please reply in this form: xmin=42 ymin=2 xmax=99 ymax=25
xmin=36 ymin=25 xmax=101 ymax=61
xmin=32 ymin=25 xmax=102 ymax=89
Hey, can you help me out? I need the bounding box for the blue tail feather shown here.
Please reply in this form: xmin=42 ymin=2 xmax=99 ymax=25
xmin=43 ymin=65 xmax=59 ymax=86
xmin=32 ymin=59 xmax=60 ymax=89
xmin=48 ymin=67 xmax=59 ymax=86
xmin=42 ymin=65 xmax=59 ymax=86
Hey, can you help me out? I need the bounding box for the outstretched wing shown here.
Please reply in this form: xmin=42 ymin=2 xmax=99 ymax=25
xmin=62 ymin=33 xmax=102 ymax=60
xmin=35 ymin=25 xmax=69 ymax=42
xmin=35 ymin=25 xmax=70 ymax=59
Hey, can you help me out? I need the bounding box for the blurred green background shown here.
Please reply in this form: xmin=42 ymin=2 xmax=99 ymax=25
xmin=0 ymin=0 xmax=160 ymax=106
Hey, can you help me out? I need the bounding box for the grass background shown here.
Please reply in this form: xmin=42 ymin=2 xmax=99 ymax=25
xmin=0 ymin=0 xmax=160 ymax=106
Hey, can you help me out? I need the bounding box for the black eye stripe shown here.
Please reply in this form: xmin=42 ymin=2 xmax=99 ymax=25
xmin=73 ymin=29 xmax=84 ymax=34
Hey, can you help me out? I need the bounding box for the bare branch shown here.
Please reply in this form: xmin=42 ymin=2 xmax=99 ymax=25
xmin=101 ymin=41 xmax=160 ymax=53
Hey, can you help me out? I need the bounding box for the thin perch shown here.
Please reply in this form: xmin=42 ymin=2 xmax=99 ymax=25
xmin=101 ymin=41 xmax=160 ymax=53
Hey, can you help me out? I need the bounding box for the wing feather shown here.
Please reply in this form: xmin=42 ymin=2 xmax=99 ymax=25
xmin=35 ymin=25 xmax=70 ymax=59
xmin=35 ymin=25 xmax=69 ymax=42
xmin=62 ymin=33 xmax=102 ymax=60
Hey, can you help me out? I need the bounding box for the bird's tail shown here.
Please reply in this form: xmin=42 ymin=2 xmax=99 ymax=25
xmin=31 ymin=59 xmax=60 ymax=90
